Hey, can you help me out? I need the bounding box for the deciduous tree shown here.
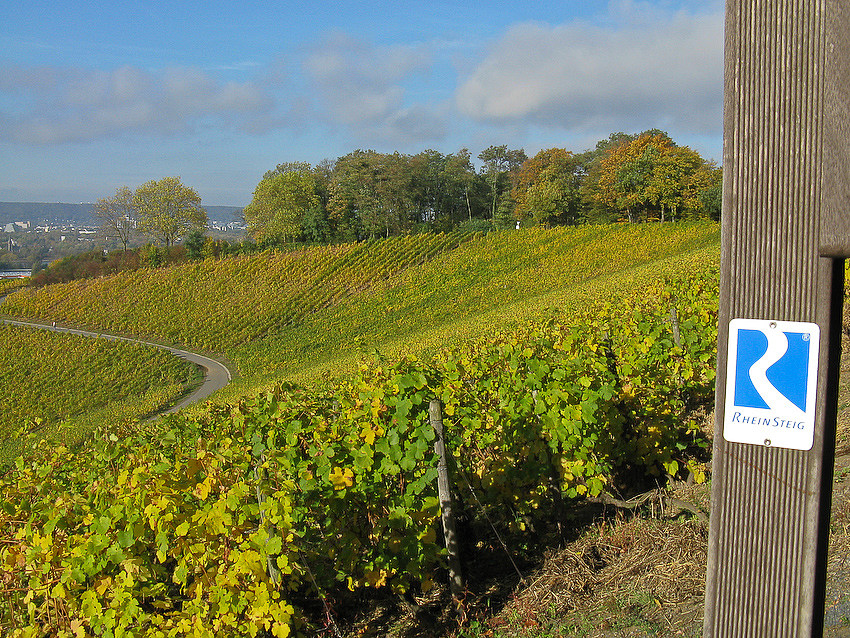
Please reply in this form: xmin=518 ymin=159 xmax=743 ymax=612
xmin=93 ymin=185 xmax=135 ymax=251
xmin=328 ymin=150 xmax=418 ymax=239
xmin=579 ymin=131 xmax=664 ymax=223
xmin=442 ymin=149 xmax=477 ymax=223
xmin=696 ymin=171 xmax=723 ymax=220
xmin=478 ymin=145 xmax=527 ymax=219
xmin=646 ymin=146 xmax=709 ymax=221
xmin=133 ymin=177 xmax=207 ymax=246
xmin=595 ymin=133 xmax=720 ymax=223
xmin=244 ymin=165 xmax=320 ymax=243
xmin=328 ymin=150 xmax=382 ymax=240
xmin=595 ymin=133 xmax=667 ymax=222
xmin=512 ymin=148 xmax=583 ymax=227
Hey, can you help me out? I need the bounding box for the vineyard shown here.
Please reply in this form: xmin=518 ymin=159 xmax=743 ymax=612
xmin=0 ymin=323 xmax=199 ymax=464
xmin=0 ymin=261 xmax=720 ymax=636
xmin=0 ymin=277 xmax=28 ymax=297
xmin=0 ymin=232 xmax=473 ymax=354
xmin=0 ymin=223 xmax=729 ymax=635
xmin=227 ymin=221 xmax=720 ymax=382
xmin=1 ymin=223 xmax=720 ymax=401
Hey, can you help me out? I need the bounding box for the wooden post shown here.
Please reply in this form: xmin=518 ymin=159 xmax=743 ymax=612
xmin=669 ymin=304 xmax=682 ymax=349
xmin=254 ymin=464 xmax=281 ymax=587
xmin=429 ymin=399 xmax=464 ymax=598
xmin=704 ymin=1 xmax=848 ymax=636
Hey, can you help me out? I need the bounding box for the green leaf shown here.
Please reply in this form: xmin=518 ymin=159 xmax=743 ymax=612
xmin=264 ymin=535 xmax=283 ymax=555
xmin=173 ymin=563 xmax=188 ymax=585
xmin=92 ymin=515 xmax=111 ymax=535
xmin=117 ymin=527 xmax=136 ymax=548
xmin=106 ymin=543 xmax=125 ymax=565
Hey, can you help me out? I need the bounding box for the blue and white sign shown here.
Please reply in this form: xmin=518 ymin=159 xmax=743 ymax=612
xmin=724 ymin=318 xmax=820 ymax=450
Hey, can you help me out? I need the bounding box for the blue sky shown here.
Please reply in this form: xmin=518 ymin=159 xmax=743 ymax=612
xmin=0 ymin=0 xmax=724 ymax=206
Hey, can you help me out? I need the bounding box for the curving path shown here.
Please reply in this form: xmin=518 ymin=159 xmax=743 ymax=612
xmin=0 ymin=317 xmax=232 ymax=415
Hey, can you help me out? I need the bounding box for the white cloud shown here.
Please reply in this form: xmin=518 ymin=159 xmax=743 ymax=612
xmin=0 ymin=64 xmax=76 ymax=94
xmin=0 ymin=64 xmax=275 ymax=144
xmin=455 ymin=5 xmax=723 ymax=135
xmin=303 ymin=32 xmax=448 ymax=144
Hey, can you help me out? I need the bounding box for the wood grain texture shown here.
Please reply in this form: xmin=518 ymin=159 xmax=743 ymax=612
xmin=705 ymin=1 xmax=843 ymax=636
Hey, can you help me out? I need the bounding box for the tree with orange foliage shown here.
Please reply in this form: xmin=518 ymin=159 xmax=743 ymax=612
xmin=512 ymin=148 xmax=583 ymax=227
xmin=596 ymin=133 xmax=672 ymax=222
xmin=595 ymin=133 xmax=720 ymax=222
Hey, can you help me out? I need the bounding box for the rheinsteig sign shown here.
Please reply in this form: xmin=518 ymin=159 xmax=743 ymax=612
xmin=703 ymin=0 xmax=848 ymax=636
xmin=723 ymin=319 xmax=820 ymax=451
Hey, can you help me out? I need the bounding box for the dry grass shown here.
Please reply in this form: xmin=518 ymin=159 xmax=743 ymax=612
xmin=825 ymin=379 xmax=850 ymax=634
xmin=476 ymin=498 xmax=708 ymax=638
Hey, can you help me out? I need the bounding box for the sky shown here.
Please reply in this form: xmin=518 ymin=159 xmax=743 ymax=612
xmin=0 ymin=0 xmax=724 ymax=207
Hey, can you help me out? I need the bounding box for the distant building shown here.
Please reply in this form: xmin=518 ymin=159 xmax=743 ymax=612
xmin=3 ymin=221 xmax=32 ymax=232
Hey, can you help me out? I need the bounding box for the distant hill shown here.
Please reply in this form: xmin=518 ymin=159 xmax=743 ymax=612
xmin=0 ymin=202 xmax=94 ymax=226
xmin=0 ymin=202 xmax=243 ymax=227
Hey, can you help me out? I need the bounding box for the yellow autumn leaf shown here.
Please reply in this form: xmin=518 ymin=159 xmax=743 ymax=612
xmin=363 ymin=569 xmax=390 ymax=587
xmin=70 ymin=619 xmax=86 ymax=638
xmin=94 ymin=576 xmax=112 ymax=596
xmin=329 ymin=467 xmax=354 ymax=490
xmin=193 ymin=477 xmax=212 ymax=500
xmin=272 ymin=622 xmax=290 ymax=638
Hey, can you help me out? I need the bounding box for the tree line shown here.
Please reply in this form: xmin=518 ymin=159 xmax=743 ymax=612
xmin=243 ymin=129 xmax=722 ymax=244
xmin=92 ymin=130 xmax=722 ymax=252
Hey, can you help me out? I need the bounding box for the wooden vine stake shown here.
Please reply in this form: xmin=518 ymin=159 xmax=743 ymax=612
xmin=429 ymin=399 xmax=464 ymax=599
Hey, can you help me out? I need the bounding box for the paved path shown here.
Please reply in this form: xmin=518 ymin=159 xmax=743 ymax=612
xmin=1 ymin=317 xmax=232 ymax=415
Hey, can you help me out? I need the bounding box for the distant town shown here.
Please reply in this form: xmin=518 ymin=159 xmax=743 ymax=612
xmin=0 ymin=201 xmax=244 ymax=230
xmin=0 ymin=202 xmax=245 ymax=271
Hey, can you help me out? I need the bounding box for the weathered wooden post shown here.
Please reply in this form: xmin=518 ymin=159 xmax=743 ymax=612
xmin=429 ymin=399 xmax=464 ymax=599
xmin=704 ymin=1 xmax=849 ymax=636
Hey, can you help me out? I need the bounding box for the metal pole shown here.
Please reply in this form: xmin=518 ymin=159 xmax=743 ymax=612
xmin=704 ymin=1 xmax=848 ymax=636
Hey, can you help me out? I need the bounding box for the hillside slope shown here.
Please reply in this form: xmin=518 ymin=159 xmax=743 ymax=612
xmin=231 ymin=222 xmax=720 ymax=386
xmin=2 ymin=222 xmax=720 ymax=396
xmin=0 ymin=222 xmax=727 ymax=636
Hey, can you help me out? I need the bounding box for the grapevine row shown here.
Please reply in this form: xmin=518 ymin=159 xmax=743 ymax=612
xmin=0 ymin=324 xmax=197 ymax=462
xmin=0 ymin=232 xmax=474 ymax=355
xmin=1 ymin=267 xmax=719 ymax=636
xmin=229 ymin=222 xmax=720 ymax=378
